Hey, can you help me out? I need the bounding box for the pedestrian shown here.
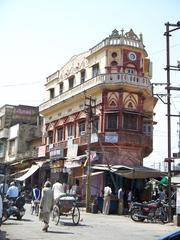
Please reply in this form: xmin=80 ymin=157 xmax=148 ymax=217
xmin=39 ymin=181 xmax=53 ymax=232
xmin=31 ymin=185 xmax=41 ymax=215
xmin=127 ymin=189 xmax=132 ymax=210
xmin=102 ymin=183 xmax=112 ymax=215
xmin=118 ymin=187 xmax=124 ymax=215
xmin=6 ymin=181 xmax=19 ymax=200
xmin=52 ymin=179 xmax=65 ymax=203
xmin=0 ymin=182 xmax=8 ymax=195
xmin=32 ymin=185 xmax=41 ymax=201
xmin=70 ymin=179 xmax=81 ymax=200
xmin=158 ymin=188 xmax=167 ymax=201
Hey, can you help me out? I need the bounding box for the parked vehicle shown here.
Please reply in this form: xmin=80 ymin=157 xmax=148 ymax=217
xmin=130 ymin=199 xmax=168 ymax=224
xmin=2 ymin=195 xmax=26 ymax=222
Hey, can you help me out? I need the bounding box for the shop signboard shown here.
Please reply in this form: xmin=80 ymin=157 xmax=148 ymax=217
xmin=67 ymin=144 xmax=78 ymax=158
xmin=105 ymin=133 xmax=118 ymax=143
xmin=50 ymin=147 xmax=64 ymax=160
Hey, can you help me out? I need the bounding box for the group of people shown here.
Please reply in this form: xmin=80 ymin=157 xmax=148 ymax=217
xmin=101 ymin=184 xmax=134 ymax=215
xmin=0 ymin=179 xmax=81 ymax=232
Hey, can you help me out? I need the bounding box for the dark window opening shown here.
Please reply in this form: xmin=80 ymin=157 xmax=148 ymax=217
xmin=111 ymin=61 xmax=118 ymax=66
xmin=48 ymin=131 xmax=53 ymax=144
xmin=123 ymin=113 xmax=138 ymax=130
xmin=106 ymin=113 xmax=118 ymax=129
xmin=57 ymin=128 xmax=63 ymax=141
xmin=49 ymin=88 xmax=55 ymax=99
xmin=59 ymin=82 xmax=63 ymax=95
xmin=80 ymin=70 xmax=86 ymax=83
xmin=69 ymin=76 xmax=74 ymax=89
xmin=92 ymin=63 xmax=99 ymax=78
xmin=111 ymin=52 xmax=117 ymax=58
xmin=67 ymin=124 xmax=73 ymax=137
xmin=79 ymin=121 xmax=86 ymax=135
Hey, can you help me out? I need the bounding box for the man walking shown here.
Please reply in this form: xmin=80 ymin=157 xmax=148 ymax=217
xmin=39 ymin=181 xmax=53 ymax=232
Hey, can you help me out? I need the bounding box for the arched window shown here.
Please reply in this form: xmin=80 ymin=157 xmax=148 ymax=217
xmin=111 ymin=61 xmax=118 ymax=67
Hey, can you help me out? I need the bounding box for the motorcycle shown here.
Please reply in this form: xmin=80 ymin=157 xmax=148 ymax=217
xmin=2 ymin=195 xmax=26 ymax=222
xmin=130 ymin=199 xmax=168 ymax=224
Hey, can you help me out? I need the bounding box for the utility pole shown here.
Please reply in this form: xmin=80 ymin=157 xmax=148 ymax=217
xmin=85 ymin=96 xmax=96 ymax=212
xmin=178 ymin=112 xmax=180 ymax=153
xmin=164 ymin=21 xmax=180 ymax=222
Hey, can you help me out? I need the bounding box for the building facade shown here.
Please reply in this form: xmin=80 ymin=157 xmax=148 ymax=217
xmin=0 ymin=104 xmax=45 ymax=187
xmin=39 ymin=29 xmax=157 ymax=194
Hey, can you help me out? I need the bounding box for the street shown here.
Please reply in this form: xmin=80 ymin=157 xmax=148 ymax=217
xmin=0 ymin=204 xmax=179 ymax=240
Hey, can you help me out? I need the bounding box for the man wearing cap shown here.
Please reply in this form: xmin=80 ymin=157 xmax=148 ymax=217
xmin=6 ymin=182 xmax=19 ymax=200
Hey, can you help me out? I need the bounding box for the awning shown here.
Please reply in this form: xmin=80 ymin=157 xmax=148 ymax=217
xmin=91 ymin=164 xmax=167 ymax=179
xmin=10 ymin=168 xmax=30 ymax=177
xmin=75 ymin=171 xmax=104 ymax=178
xmin=114 ymin=166 xmax=167 ymax=179
xmin=16 ymin=164 xmax=40 ymax=181
xmin=64 ymin=154 xmax=87 ymax=169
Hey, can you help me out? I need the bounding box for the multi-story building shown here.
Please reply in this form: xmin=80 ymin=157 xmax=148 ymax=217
xmin=39 ymin=29 xmax=157 ymax=195
xmin=0 ymin=104 xmax=46 ymax=187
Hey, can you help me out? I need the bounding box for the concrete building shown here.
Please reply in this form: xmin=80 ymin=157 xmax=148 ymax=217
xmin=0 ymin=104 xmax=46 ymax=188
xmin=39 ymin=29 xmax=157 ymax=198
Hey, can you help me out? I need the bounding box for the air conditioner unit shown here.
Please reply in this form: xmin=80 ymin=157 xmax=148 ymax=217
xmin=80 ymin=131 xmax=86 ymax=136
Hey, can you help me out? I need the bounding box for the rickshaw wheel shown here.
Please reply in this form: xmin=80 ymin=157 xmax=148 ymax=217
xmin=52 ymin=205 xmax=60 ymax=225
xmin=72 ymin=206 xmax=80 ymax=225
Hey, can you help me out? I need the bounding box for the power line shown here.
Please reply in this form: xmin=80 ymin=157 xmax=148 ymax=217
xmin=0 ymin=81 xmax=43 ymax=87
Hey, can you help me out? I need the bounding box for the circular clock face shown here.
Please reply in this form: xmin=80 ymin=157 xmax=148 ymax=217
xmin=128 ymin=52 xmax=137 ymax=61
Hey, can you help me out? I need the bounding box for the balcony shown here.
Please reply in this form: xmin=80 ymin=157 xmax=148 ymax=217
xmin=70 ymin=131 xmax=152 ymax=150
xmin=0 ymin=128 xmax=9 ymax=139
xmin=39 ymin=73 xmax=152 ymax=112
xmin=17 ymin=148 xmax=38 ymax=160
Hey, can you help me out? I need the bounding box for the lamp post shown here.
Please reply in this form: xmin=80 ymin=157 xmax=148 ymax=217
xmin=164 ymin=21 xmax=180 ymax=222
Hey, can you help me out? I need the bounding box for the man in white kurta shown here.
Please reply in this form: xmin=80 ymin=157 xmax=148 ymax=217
xmin=52 ymin=180 xmax=65 ymax=203
xmin=102 ymin=185 xmax=112 ymax=215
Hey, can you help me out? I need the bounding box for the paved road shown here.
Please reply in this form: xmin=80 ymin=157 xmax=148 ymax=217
xmin=0 ymin=204 xmax=179 ymax=240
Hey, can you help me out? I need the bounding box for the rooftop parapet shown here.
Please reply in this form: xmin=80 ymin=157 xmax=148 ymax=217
xmin=90 ymin=29 xmax=147 ymax=55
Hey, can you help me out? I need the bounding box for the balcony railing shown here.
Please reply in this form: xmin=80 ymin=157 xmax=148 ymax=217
xmin=40 ymin=73 xmax=152 ymax=112
xmin=67 ymin=131 xmax=152 ymax=149
xmin=90 ymin=37 xmax=144 ymax=55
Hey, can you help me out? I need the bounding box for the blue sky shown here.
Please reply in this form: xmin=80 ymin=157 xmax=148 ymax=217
xmin=0 ymin=0 xmax=180 ymax=168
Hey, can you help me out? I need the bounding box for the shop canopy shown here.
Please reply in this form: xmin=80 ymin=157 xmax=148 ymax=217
xmin=75 ymin=171 xmax=104 ymax=178
xmin=64 ymin=154 xmax=87 ymax=169
xmin=171 ymin=174 xmax=180 ymax=184
xmin=91 ymin=164 xmax=167 ymax=179
xmin=15 ymin=161 xmax=45 ymax=181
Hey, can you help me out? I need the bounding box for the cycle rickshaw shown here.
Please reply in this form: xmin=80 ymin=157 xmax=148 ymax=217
xmin=52 ymin=194 xmax=80 ymax=225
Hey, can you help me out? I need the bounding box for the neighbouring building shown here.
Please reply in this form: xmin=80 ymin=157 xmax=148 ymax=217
xmin=0 ymin=104 xmax=47 ymax=189
xmin=39 ymin=29 xmax=158 ymax=201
